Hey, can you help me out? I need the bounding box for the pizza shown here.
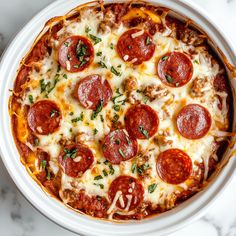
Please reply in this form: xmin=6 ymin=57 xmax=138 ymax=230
xmin=10 ymin=1 xmax=233 ymax=221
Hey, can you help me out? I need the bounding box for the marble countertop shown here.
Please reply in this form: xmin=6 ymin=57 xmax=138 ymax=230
xmin=1 ymin=0 xmax=236 ymax=235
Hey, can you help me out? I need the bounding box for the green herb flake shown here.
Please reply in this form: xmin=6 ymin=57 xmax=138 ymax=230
xmin=63 ymin=74 xmax=68 ymax=79
xmin=137 ymin=163 xmax=150 ymax=175
xmin=139 ymin=125 xmax=149 ymax=139
xmin=41 ymin=160 xmax=47 ymax=170
xmin=118 ymin=148 xmax=125 ymax=158
xmin=161 ymin=56 xmax=169 ymax=61
xmin=175 ymin=82 xmax=180 ymax=87
xmin=148 ymin=183 xmax=157 ymax=193
xmin=131 ymin=163 xmax=136 ymax=173
xmin=91 ymin=99 xmax=104 ymax=120
xmin=34 ymin=138 xmax=39 ymax=146
xmin=93 ymin=128 xmax=98 ymax=135
xmin=102 ymin=170 xmax=108 ymax=177
xmin=109 ymin=164 xmax=115 ymax=175
xmin=146 ymin=36 xmax=151 ymax=45
xmin=85 ymin=26 xmax=91 ymax=33
xmin=98 ymin=61 xmax=107 ymax=68
xmin=100 ymin=115 xmax=104 ymax=123
xmin=47 ymin=74 xmax=60 ymax=94
xmin=165 ymin=75 xmax=174 ymax=83
xmin=111 ymin=66 xmax=121 ymax=76
xmin=40 ymin=79 xmax=47 ymax=93
xmin=126 ymin=136 xmax=131 ymax=145
xmin=50 ymin=109 xmax=59 ymax=118
xmin=115 ymin=139 xmax=120 ymax=145
xmin=46 ymin=171 xmax=51 ymax=180
xmin=110 ymin=43 xmax=114 ymax=49
xmin=94 ymin=175 xmax=103 ymax=180
xmin=89 ymin=34 xmax=102 ymax=45
xmin=93 ymin=183 xmax=104 ymax=189
xmin=63 ymin=148 xmax=77 ymax=160
xmin=73 ymin=64 xmax=79 ymax=69
xmin=28 ymin=95 xmax=34 ymax=104
xmin=104 ymin=160 xmax=109 ymax=165
xmin=194 ymin=60 xmax=199 ymax=64
xmin=96 ymin=51 xmax=102 ymax=57
xmin=113 ymin=104 xmax=120 ymax=111
xmin=69 ymin=112 xmax=74 ymax=116
xmin=112 ymin=114 xmax=119 ymax=123
xmin=128 ymin=45 xmax=132 ymax=49
xmin=64 ymin=41 xmax=69 ymax=47
xmin=71 ymin=112 xmax=84 ymax=123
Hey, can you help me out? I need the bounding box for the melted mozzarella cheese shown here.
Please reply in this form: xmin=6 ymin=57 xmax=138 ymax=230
xmin=20 ymin=6 xmax=229 ymax=215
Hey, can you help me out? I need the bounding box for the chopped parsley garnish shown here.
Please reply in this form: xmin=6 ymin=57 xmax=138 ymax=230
xmin=139 ymin=125 xmax=149 ymax=139
xmin=96 ymin=51 xmax=102 ymax=57
xmin=194 ymin=60 xmax=199 ymax=64
xmin=110 ymin=43 xmax=114 ymax=49
xmin=94 ymin=175 xmax=103 ymax=180
xmin=113 ymin=104 xmax=120 ymax=111
xmin=165 ymin=74 xmax=174 ymax=83
xmin=76 ymin=40 xmax=88 ymax=67
xmin=118 ymin=148 xmax=125 ymax=158
xmin=63 ymin=148 xmax=77 ymax=160
xmin=111 ymin=66 xmax=121 ymax=76
xmin=85 ymin=26 xmax=91 ymax=33
xmin=40 ymin=79 xmax=48 ymax=93
xmin=63 ymin=74 xmax=68 ymax=79
xmin=41 ymin=160 xmax=47 ymax=170
xmin=128 ymin=45 xmax=132 ymax=49
xmin=104 ymin=160 xmax=109 ymax=165
xmin=69 ymin=112 xmax=74 ymax=116
xmin=93 ymin=128 xmax=98 ymax=135
xmin=162 ymin=56 xmax=169 ymax=61
xmin=89 ymin=34 xmax=102 ymax=45
xmin=91 ymin=99 xmax=104 ymax=120
xmin=131 ymin=162 xmax=136 ymax=173
xmin=34 ymin=138 xmax=39 ymax=146
xmin=109 ymin=164 xmax=115 ymax=175
xmin=143 ymin=96 xmax=148 ymax=104
xmin=28 ymin=95 xmax=34 ymax=104
xmin=145 ymin=36 xmax=151 ymax=45
xmin=47 ymin=74 xmax=60 ymax=94
xmin=64 ymin=41 xmax=69 ymax=47
xmin=71 ymin=112 xmax=84 ymax=123
xmin=112 ymin=114 xmax=119 ymax=123
xmin=115 ymin=139 xmax=120 ymax=145
xmin=175 ymin=82 xmax=180 ymax=87
xmin=148 ymin=183 xmax=157 ymax=193
xmin=126 ymin=136 xmax=131 ymax=145
xmin=102 ymin=170 xmax=108 ymax=177
xmin=46 ymin=171 xmax=51 ymax=180
xmin=73 ymin=64 xmax=79 ymax=68
xmin=137 ymin=163 xmax=150 ymax=175
xmin=112 ymin=88 xmax=124 ymax=104
xmin=93 ymin=183 xmax=104 ymax=189
xmin=98 ymin=61 xmax=107 ymax=68
xmin=100 ymin=115 xmax=104 ymax=122
xmin=50 ymin=109 xmax=60 ymax=118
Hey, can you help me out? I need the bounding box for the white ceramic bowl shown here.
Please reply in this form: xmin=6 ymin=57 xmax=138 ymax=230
xmin=0 ymin=0 xmax=236 ymax=235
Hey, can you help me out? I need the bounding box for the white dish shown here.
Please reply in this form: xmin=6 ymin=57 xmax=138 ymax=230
xmin=0 ymin=0 xmax=236 ymax=235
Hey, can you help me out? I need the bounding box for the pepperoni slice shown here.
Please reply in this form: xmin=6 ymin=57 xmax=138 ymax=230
xmin=58 ymin=144 xmax=94 ymax=178
xmin=75 ymin=74 xmax=112 ymax=110
xmin=102 ymin=129 xmax=138 ymax=164
xmin=176 ymin=104 xmax=212 ymax=139
xmin=117 ymin=28 xmax=155 ymax=65
xmin=156 ymin=149 xmax=192 ymax=184
xmin=125 ymin=104 xmax=159 ymax=139
xmin=157 ymin=52 xmax=193 ymax=87
xmin=58 ymin=36 xmax=94 ymax=72
xmin=27 ymin=100 xmax=61 ymax=135
xmin=108 ymin=176 xmax=144 ymax=211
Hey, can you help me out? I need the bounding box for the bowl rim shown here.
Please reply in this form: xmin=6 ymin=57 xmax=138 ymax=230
xmin=0 ymin=0 xmax=236 ymax=235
